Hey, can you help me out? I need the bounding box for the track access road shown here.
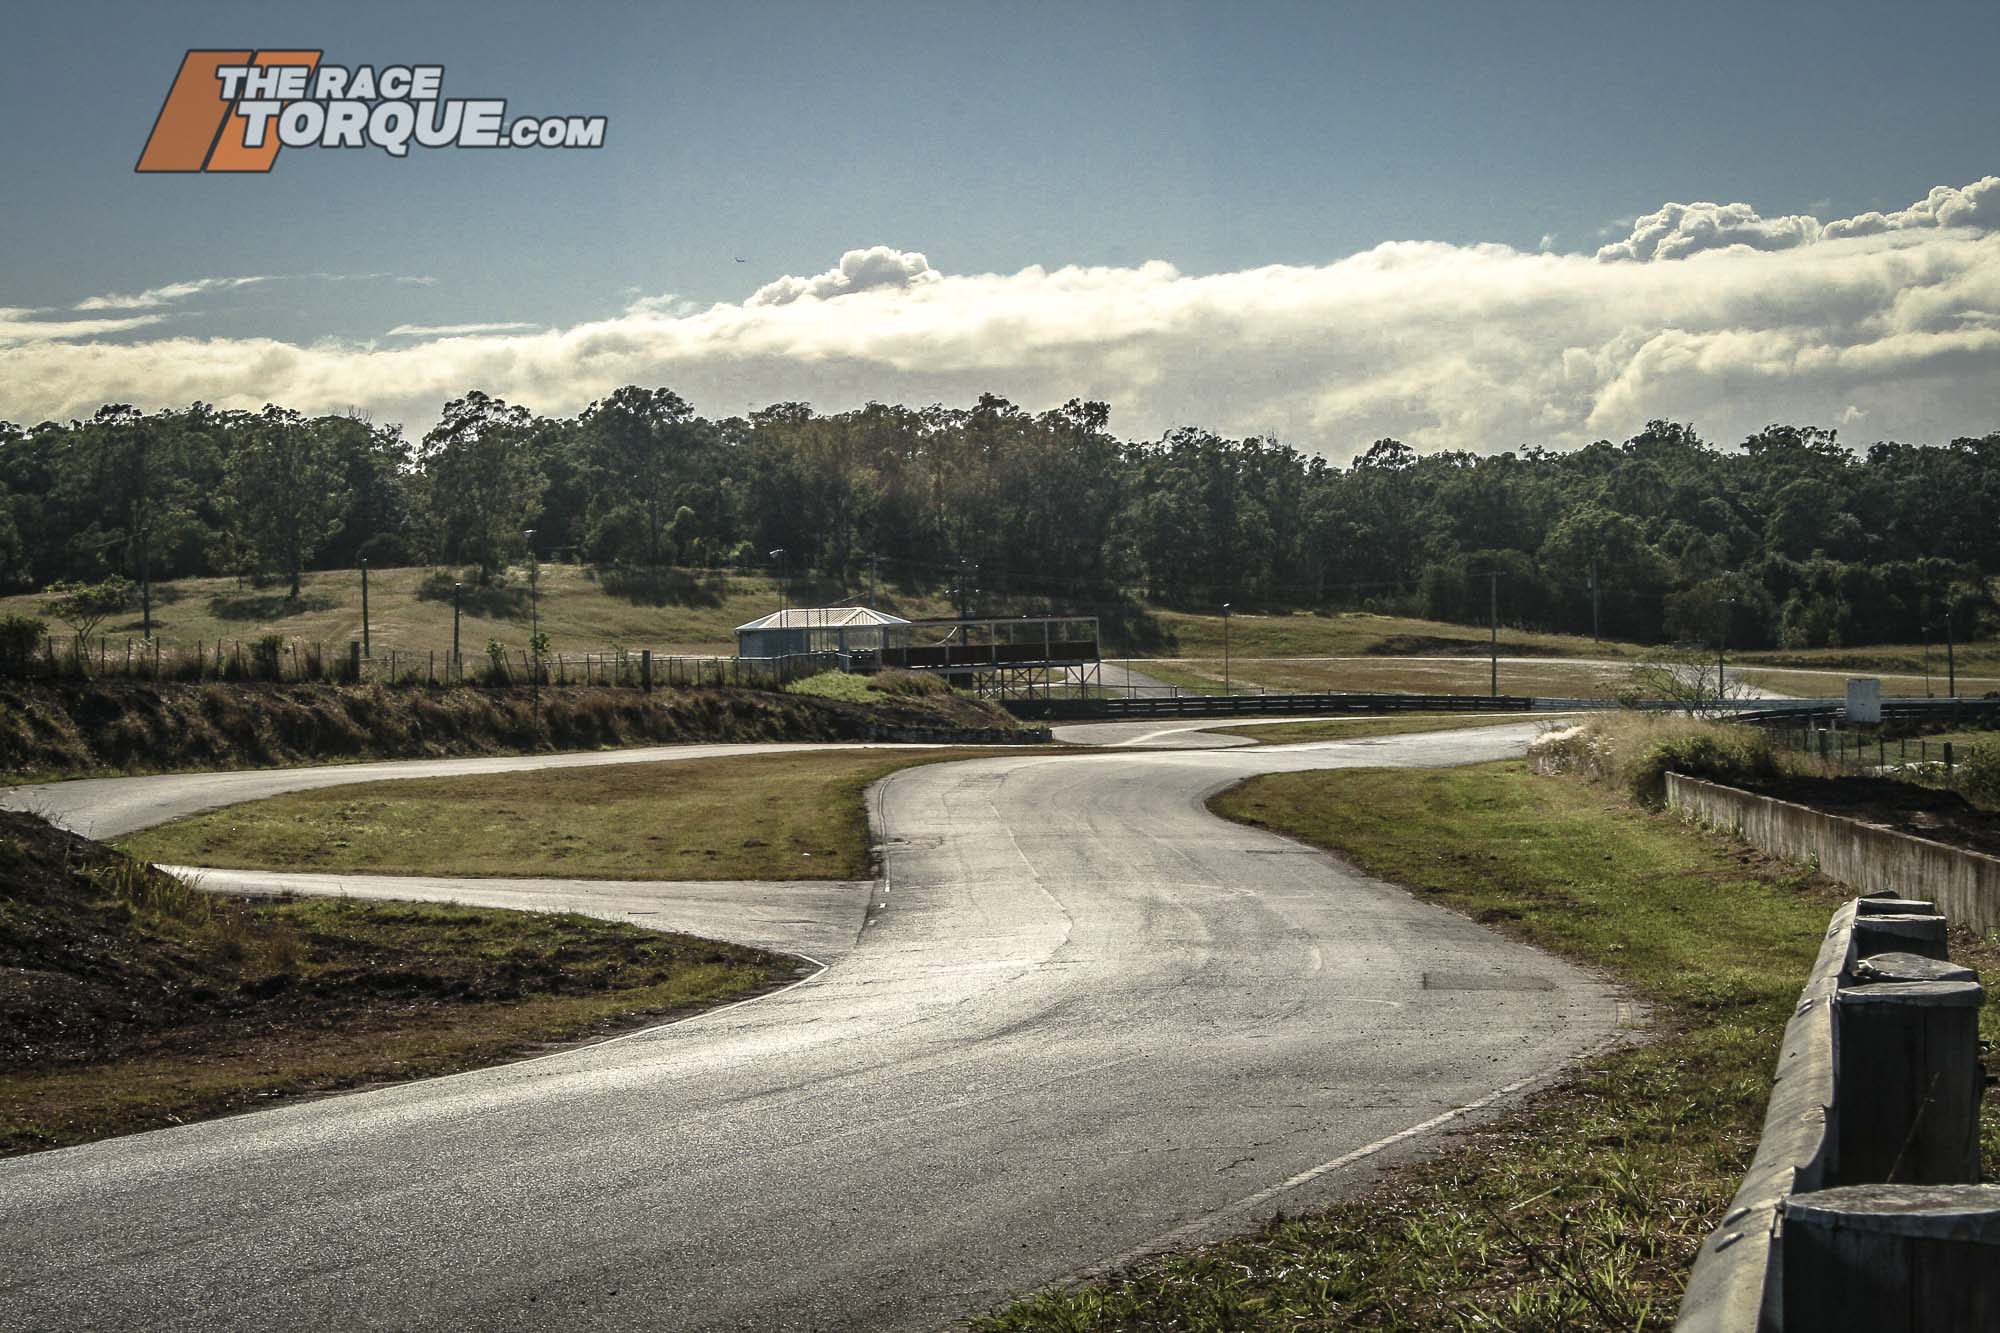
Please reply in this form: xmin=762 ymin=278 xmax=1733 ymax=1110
xmin=0 ymin=723 xmax=1626 ymax=1331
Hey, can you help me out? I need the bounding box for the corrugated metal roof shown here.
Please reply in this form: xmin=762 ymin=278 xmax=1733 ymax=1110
xmin=733 ymin=606 xmax=911 ymax=632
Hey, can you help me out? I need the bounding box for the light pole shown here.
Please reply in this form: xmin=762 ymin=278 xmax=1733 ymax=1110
xmin=1489 ymin=571 xmax=1499 ymax=698
xmin=1717 ymin=595 xmax=1737 ymax=705
xmin=1589 ymin=557 xmax=1600 ymax=644
xmin=1222 ymin=603 xmax=1232 ymax=696
xmin=1945 ymin=604 xmax=1957 ymax=699
xmin=452 ymin=581 xmax=463 ymax=682
xmin=1924 ymin=619 xmax=1933 ymax=697
xmin=360 ymin=557 xmax=371 ymax=659
xmin=523 ymin=530 xmax=540 ymax=730
xmin=955 ymin=560 xmax=975 ymax=620
xmin=769 ymin=548 xmax=788 ymax=612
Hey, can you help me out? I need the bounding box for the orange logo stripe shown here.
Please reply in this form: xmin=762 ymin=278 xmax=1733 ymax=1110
xmin=207 ymin=50 xmax=323 ymax=173
xmin=135 ymin=50 xmax=252 ymax=172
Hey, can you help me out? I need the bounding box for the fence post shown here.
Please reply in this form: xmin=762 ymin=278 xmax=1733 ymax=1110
xmin=642 ymin=649 xmax=653 ymax=693
xmin=1944 ymin=742 xmax=1955 ymax=778
xmin=349 ymin=640 xmax=362 ymax=683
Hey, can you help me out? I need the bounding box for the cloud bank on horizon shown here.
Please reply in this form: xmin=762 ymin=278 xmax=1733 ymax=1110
xmin=5 ymin=179 xmax=1999 ymax=460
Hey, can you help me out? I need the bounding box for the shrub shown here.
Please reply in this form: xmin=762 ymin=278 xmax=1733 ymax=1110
xmin=1958 ymin=743 xmax=2000 ymax=807
xmin=39 ymin=576 xmax=134 ymax=640
xmin=872 ymin=670 xmax=950 ymax=698
xmin=785 ymin=670 xmax=875 ymax=702
xmin=88 ymin=857 xmax=213 ymax=927
xmin=1530 ymin=713 xmax=1785 ymax=805
xmin=251 ymin=633 xmax=286 ymax=682
xmin=0 ymin=614 xmax=44 ymax=676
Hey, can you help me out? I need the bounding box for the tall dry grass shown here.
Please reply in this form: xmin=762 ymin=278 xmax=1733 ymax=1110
xmin=1530 ymin=713 xmax=1789 ymax=804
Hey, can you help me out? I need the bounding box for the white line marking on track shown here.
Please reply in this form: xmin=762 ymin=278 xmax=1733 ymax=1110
xmin=1086 ymin=1062 xmax=1569 ymax=1276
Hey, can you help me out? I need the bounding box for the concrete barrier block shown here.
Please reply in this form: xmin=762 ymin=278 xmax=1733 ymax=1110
xmin=1850 ymin=952 xmax=1978 ymax=985
xmin=1854 ymin=897 xmax=1937 ymax=916
xmin=1781 ymin=1183 xmax=2000 ymax=1331
xmin=1851 ymin=913 xmax=1949 ymax=961
xmin=1832 ymin=980 xmax=1984 ymax=1186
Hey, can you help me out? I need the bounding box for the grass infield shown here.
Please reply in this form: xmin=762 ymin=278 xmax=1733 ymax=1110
xmin=120 ymin=747 xmax=1013 ymax=881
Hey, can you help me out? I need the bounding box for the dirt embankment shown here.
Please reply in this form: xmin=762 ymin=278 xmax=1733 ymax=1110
xmin=0 ymin=680 xmax=1026 ymax=780
xmin=1740 ymin=773 xmax=2000 ymax=859
xmin=0 ymin=808 xmax=796 ymax=1155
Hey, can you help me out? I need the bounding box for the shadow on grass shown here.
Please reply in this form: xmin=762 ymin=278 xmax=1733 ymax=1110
xmin=206 ymin=591 xmax=341 ymax=622
xmin=414 ymin=572 xmax=530 ymax=619
xmin=596 ymin=565 xmax=724 ymax=608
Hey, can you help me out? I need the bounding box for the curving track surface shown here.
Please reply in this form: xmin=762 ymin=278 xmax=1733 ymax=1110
xmin=0 ymin=724 xmax=1626 ymax=1331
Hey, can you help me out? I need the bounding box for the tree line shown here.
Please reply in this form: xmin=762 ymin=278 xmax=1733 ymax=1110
xmin=0 ymin=392 xmax=1993 ymax=651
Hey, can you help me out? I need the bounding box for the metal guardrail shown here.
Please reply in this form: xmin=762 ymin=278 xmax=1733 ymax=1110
xmin=1010 ymin=691 xmax=2000 ymax=725
xmin=1006 ymin=691 xmax=1541 ymax=720
xmin=1736 ymin=697 xmax=2000 ymax=727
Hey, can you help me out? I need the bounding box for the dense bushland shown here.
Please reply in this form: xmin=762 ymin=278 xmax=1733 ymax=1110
xmin=1 ymin=396 xmax=1994 ymax=649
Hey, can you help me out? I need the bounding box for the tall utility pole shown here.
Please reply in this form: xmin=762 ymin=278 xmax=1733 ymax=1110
xmin=1717 ymin=596 xmax=1737 ymax=704
xmin=451 ymin=582 xmax=463 ymax=682
xmin=953 ymin=561 xmax=978 ymax=620
xmin=1589 ymin=558 xmax=1600 ymax=643
xmin=1489 ymin=573 xmax=1498 ymax=697
xmin=523 ymin=530 xmax=540 ymax=735
xmin=360 ymin=558 xmax=371 ymax=658
xmin=769 ymin=549 xmax=788 ymax=612
xmin=1946 ymin=604 xmax=1957 ymax=698
xmin=1222 ymin=603 xmax=1232 ymax=696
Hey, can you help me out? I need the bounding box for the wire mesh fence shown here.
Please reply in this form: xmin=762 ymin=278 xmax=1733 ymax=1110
xmin=1767 ymin=721 xmax=1977 ymax=785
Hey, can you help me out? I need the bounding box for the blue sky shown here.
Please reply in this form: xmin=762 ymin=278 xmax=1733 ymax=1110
xmin=6 ymin=0 xmax=2000 ymax=454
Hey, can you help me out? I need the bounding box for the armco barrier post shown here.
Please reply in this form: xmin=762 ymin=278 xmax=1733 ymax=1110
xmin=1781 ymin=1183 xmax=2000 ymax=1330
xmin=1831 ymin=979 xmax=1984 ymax=1185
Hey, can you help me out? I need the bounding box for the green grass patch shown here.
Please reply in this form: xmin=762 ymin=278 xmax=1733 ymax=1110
xmin=1146 ymin=655 xmax=1630 ymax=698
xmin=784 ymin=668 xmax=955 ymax=704
xmin=979 ymin=761 xmax=2000 ymax=1330
xmin=1141 ymin=609 xmax=1637 ymax=662
xmin=121 ymin=748 xmax=1006 ymax=880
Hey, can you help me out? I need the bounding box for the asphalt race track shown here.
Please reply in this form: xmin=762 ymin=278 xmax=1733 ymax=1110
xmin=0 ymin=722 xmax=1627 ymax=1331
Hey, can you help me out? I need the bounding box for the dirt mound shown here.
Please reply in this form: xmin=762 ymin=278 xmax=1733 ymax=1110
xmin=1743 ymin=774 xmax=2000 ymax=859
xmin=0 ymin=808 xmax=791 ymax=1153
xmin=1365 ymin=633 xmax=1576 ymax=659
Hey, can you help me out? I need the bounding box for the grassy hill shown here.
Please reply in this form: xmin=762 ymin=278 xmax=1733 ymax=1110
xmin=1 ymin=563 xmax=1649 ymax=661
xmin=2 ymin=563 xmax=1990 ymax=697
xmin=0 ymin=565 xmax=962 ymax=660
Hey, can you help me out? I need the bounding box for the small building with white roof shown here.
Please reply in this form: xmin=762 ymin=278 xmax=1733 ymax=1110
xmin=733 ymin=606 xmax=910 ymax=660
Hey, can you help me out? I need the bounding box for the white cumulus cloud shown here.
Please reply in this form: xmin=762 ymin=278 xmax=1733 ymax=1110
xmin=747 ymin=245 xmax=942 ymax=306
xmin=7 ymin=181 xmax=2000 ymax=456
xmin=1596 ymin=201 xmax=1821 ymax=262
